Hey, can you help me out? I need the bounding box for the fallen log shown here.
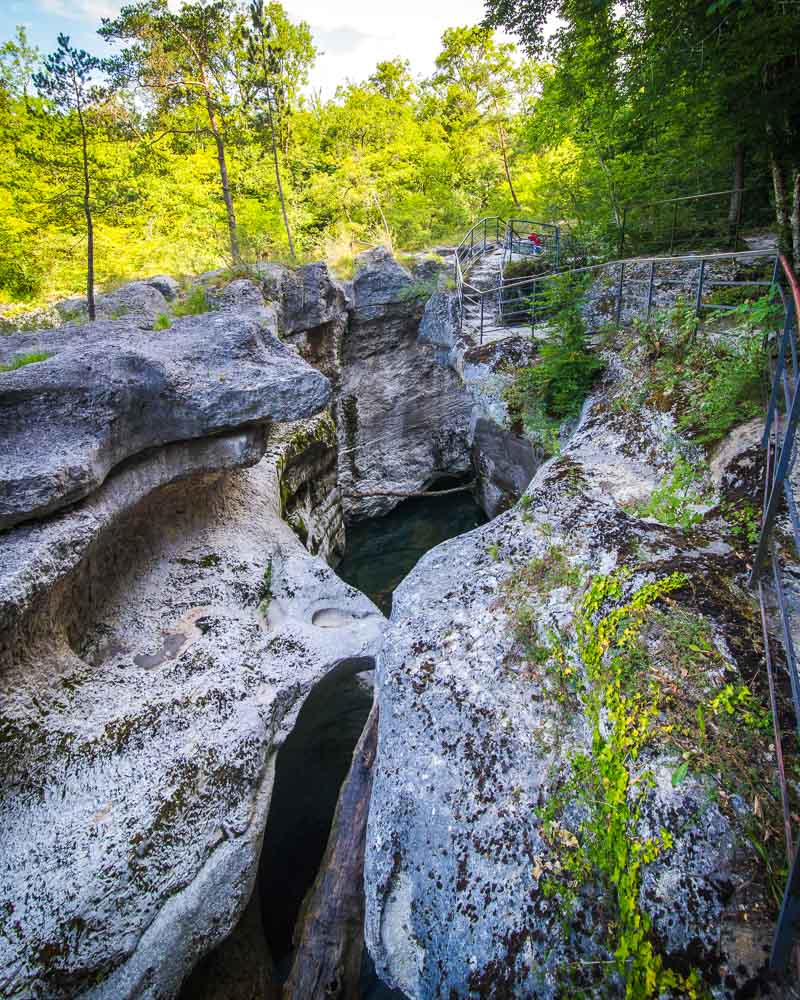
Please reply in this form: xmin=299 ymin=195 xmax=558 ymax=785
xmin=347 ymin=481 xmax=475 ymax=499
xmin=282 ymin=702 xmax=379 ymax=1000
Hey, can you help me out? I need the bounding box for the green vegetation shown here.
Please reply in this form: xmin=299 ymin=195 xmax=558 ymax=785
xmin=551 ymin=569 xmax=701 ymax=999
xmin=2 ymin=0 xmax=797 ymax=307
xmin=720 ymin=499 xmax=760 ymax=547
xmin=258 ymin=558 xmax=273 ymax=615
xmin=635 ymin=458 xmax=711 ymax=531
xmin=503 ymin=275 xmax=604 ymax=447
xmin=502 ymin=548 xmax=789 ymax=989
xmin=627 ymin=295 xmax=777 ymax=447
xmin=172 ymin=286 xmax=210 ymax=317
xmin=154 ymin=313 xmax=171 ymax=330
xmin=484 ymin=0 xmax=800 ymax=261
xmin=0 ymin=351 xmax=51 ymax=372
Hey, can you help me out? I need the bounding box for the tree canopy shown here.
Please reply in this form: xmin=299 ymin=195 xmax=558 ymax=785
xmin=0 ymin=0 xmax=795 ymax=305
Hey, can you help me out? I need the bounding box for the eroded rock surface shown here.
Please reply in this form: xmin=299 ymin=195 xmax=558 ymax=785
xmin=337 ymin=248 xmax=472 ymax=520
xmin=365 ymin=354 xmax=777 ymax=998
xmin=0 ymin=311 xmax=330 ymax=531
xmin=0 ymin=277 xmax=381 ymax=999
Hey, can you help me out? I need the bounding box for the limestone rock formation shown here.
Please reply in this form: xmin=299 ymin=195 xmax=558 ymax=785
xmin=0 ymin=311 xmax=330 ymax=531
xmin=364 ymin=353 xmax=776 ymax=998
xmin=255 ymin=261 xmax=349 ymax=336
xmin=0 ymin=280 xmax=383 ymax=999
xmin=337 ymin=248 xmax=473 ymax=520
xmin=57 ymin=281 xmax=170 ymax=327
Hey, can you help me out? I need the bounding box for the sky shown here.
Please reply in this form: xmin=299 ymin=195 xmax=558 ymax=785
xmin=0 ymin=0 xmax=513 ymax=98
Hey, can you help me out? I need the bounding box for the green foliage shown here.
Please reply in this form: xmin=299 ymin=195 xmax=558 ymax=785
xmin=258 ymin=557 xmax=273 ymax=614
xmin=542 ymin=568 xmax=701 ymax=999
xmin=720 ymin=499 xmax=760 ymax=546
xmin=502 ymin=256 xmax=551 ymax=281
xmin=633 ymin=294 xmax=775 ymax=446
xmin=503 ymin=274 xmax=604 ymax=442
xmin=154 ymin=312 xmax=171 ymax=330
xmin=635 ymin=459 xmax=711 ymax=531
xmin=0 ymin=351 xmax=51 ymax=372
xmin=172 ymin=285 xmax=210 ymax=316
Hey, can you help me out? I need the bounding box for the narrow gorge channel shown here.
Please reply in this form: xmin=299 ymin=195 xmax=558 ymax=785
xmin=194 ymin=482 xmax=488 ymax=998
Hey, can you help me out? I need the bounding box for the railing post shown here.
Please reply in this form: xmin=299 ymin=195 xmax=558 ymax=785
xmin=532 ymin=279 xmax=537 ymax=334
xmin=646 ymin=260 xmax=656 ymax=319
xmin=669 ymin=201 xmax=678 ymax=256
xmin=751 ymin=372 xmax=800 ymax=583
xmin=695 ymin=258 xmax=706 ymax=316
xmin=555 ymin=225 xmax=561 ymax=268
xmin=618 ymin=207 xmax=627 ymax=257
xmin=771 ymin=841 xmax=800 ymax=974
xmin=616 ymin=262 xmax=625 ymax=325
xmin=479 ymin=294 xmax=484 ymax=346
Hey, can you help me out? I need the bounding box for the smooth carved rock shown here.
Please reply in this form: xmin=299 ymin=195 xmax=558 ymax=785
xmin=0 ymin=311 xmax=331 ymax=531
xmin=0 ymin=444 xmax=384 ymax=1000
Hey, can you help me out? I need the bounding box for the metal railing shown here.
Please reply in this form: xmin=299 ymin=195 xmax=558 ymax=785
xmin=455 ymin=217 xmax=562 ymax=341
xmin=453 ymin=213 xmax=800 ymax=969
xmin=618 ymin=188 xmax=773 ymax=258
xmin=459 ymin=247 xmax=778 ymax=345
xmin=501 ymin=219 xmax=561 ymax=271
xmin=749 ymin=254 xmax=800 ymax=976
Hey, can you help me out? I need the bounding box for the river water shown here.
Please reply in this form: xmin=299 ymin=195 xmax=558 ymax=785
xmin=335 ymin=484 xmax=487 ymax=616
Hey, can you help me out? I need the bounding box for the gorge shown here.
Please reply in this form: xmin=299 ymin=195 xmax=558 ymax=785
xmin=0 ymin=244 xmax=795 ymax=1000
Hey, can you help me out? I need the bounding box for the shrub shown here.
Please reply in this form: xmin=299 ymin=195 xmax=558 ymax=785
xmin=635 ymin=458 xmax=711 ymax=530
xmin=637 ymin=292 xmax=777 ymax=446
xmin=503 ymin=273 xmax=604 ymax=440
xmin=172 ymin=285 xmax=210 ymax=316
xmin=154 ymin=313 xmax=172 ymax=330
xmin=503 ymin=257 xmax=551 ymax=281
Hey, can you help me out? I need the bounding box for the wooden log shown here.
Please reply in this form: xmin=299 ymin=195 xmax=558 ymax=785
xmin=282 ymin=702 xmax=379 ymax=1000
xmin=347 ymin=481 xmax=475 ymax=499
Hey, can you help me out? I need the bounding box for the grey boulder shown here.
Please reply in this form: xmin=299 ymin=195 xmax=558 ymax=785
xmin=255 ymin=261 xmax=348 ymax=335
xmin=0 ymin=311 xmax=331 ymax=531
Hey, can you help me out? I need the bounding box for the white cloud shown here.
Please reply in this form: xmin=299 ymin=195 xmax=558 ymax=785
xmin=9 ymin=0 xmax=512 ymax=98
xmin=37 ymin=0 xmax=119 ymax=18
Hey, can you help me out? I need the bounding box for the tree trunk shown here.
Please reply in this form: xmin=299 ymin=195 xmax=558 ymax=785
xmin=282 ymin=702 xmax=379 ymax=1000
xmin=728 ymin=141 xmax=745 ymax=247
xmin=267 ymin=91 xmax=295 ymax=261
xmin=77 ymin=107 xmax=95 ymax=321
xmin=205 ymin=93 xmax=240 ymax=264
xmin=769 ymin=145 xmax=792 ymax=259
xmin=497 ymin=123 xmax=520 ymax=210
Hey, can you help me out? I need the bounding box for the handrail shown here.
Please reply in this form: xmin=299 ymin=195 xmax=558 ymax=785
xmin=455 ymin=225 xmax=779 ymax=347
xmin=491 ymin=247 xmax=778 ymax=297
xmin=748 ymin=253 xmax=800 ymax=975
xmin=628 ymin=187 xmax=746 ymax=209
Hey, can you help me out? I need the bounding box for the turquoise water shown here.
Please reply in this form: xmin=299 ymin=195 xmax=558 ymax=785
xmin=335 ymin=487 xmax=487 ymax=615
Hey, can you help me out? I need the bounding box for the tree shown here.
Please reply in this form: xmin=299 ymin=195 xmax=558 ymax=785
xmin=1 ymin=25 xmax=40 ymax=98
xmin=101 ymin=0 xmax=245 ymax=264
xmin=484 ymin=0 xmax=800 ymax=261
xmin=430 ymin=26 xmax=526 ymax=209
xmin=243 ymin=0 xmax=315 ymax=260
xmin=33 ymin=35 xmax=105 ymax=318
